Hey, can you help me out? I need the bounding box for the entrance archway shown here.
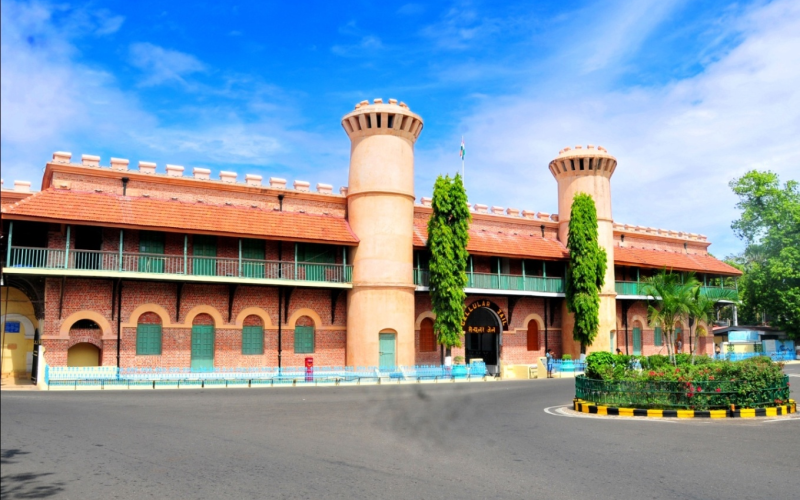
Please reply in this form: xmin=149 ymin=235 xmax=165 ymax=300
xmin=463 ymin=306 xmax=503 ymax=374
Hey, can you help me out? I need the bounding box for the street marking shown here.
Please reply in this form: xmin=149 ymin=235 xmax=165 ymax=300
xmin=543 ymin=405 xmax=798 ymax=425
xmin=543 ymin=405 xmax=677 ymax=423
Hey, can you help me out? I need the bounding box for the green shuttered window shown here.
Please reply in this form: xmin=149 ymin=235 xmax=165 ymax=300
xmin=137 ymin=324 xmax=162 ymax=355
xmin=193 ymin=235 xmax=217 ymax=276
xmin=241 ymin=239 xmax=266 ymax=278
xmin=138 ymin=231 xmax=165 ymax=273
xmin=298 ymin=244 xmax=335 ymax=264
xmin=294 ymin=326 xmax=314 ymax=354
xmin=242 ymin=326 xmax=264 ymax=355
xmin=654 ymin=327 xmax=663 ymax=346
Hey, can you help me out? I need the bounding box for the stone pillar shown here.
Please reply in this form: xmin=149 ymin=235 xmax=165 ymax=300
xmin=549 ymin=146 xmax=618 ymax=357
xmin=341 ymin=99 xmax=424 ymax=367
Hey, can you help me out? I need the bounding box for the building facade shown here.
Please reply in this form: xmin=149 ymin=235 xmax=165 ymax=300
xmin=0 ymin=99 xmax=741 ymax=378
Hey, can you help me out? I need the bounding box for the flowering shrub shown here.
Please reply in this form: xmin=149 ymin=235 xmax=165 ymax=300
xmin=579 ymin=354 xmax=790 ymax=410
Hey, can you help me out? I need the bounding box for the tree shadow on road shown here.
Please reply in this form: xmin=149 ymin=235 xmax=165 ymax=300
xmin=1 ymin=449 xmax=65 ymax=499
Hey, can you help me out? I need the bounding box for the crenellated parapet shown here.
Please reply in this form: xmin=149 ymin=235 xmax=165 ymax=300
xmin=45 ymin=151 xmax=347 ymax=197
xmin=341 ymin=99 xmax=423 ymax=143
xmin=549 ymin=145 xmax=617 ymax=179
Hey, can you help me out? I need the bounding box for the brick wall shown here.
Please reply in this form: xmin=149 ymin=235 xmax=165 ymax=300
xmin=614 ymin=300 xmax=714 ymax=357
xmin=42 ymin=277 xmax=347 ymax=368
xmin=413 ymin=293 xmax=564 ymax=365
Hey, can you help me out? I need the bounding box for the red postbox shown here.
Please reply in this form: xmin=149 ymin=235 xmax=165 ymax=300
xmin=305 ymin=357 xmax=313 ymax=382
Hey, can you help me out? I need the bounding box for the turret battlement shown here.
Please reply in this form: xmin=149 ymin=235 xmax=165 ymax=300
xmin=549 ymin=145 xmax=617 ymax=179
xmin=341 ymin=98 xmax=423 ymax=143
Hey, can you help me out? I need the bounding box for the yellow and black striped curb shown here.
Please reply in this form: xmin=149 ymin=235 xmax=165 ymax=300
xmin=573 ymin=399 xmax=796 ymax=419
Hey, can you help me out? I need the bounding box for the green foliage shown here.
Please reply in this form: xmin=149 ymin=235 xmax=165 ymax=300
xmin=585 ymin=352 xmax=616 ymax=379
xmin=579 ymin=355 xmax=789 ymax=410
xmin=427 ymin=174 xmax=471 ymax=353
xmin=729 ymin=171 xmax=800 ymax=338
xmin=687 ymin=285 xmax=736 ymax=363
xmin=562 ymin=354 xmax=572 ymax=360
xmin=453 ymin=356 xmax=465 ymax=365
xmin=565 ymin=193 xmax=607 ymax=352
xmin=642 ymin=269 xmax=696 ymax=364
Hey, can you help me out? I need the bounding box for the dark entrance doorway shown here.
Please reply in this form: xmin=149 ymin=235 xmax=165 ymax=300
xmin=463 ymin=307 xmax=502 ymax=375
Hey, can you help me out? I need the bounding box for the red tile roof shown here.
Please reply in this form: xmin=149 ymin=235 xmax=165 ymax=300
xmin=614 ymin=246 xmax=741 ymax=276
xmin=413 ymin=219 xmax=569 ymax=260
xmin=2 ymin=189 xmax=358 ymax=245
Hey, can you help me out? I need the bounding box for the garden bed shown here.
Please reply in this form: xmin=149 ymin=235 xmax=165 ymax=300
xmin=575 ymin=353 xmax=791 ymax=411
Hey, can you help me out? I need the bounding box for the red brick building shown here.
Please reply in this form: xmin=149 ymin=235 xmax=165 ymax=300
xmin=0 ymin=99 xmax=740 ymax=378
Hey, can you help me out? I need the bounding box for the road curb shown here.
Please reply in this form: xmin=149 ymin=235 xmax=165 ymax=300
xmin=572 ymin=399 xmax=796 ymax=418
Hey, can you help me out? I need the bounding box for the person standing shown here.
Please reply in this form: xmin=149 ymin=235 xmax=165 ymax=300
xmin=546 ymin=349 xmax=554 ymax=378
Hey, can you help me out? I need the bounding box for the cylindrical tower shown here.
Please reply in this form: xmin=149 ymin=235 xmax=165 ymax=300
xmin=341 ymin=98 xmax=424 ymax=367
xmin=549 ymin=145 xmax=617 ymax=356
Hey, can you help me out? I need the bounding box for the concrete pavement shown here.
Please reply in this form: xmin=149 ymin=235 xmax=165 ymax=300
xmin=2 ymin=365 xmax=799 ymax=500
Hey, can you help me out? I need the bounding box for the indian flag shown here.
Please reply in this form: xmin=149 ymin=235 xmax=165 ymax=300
xmin=460 ymin=137 xmax=465 ymax=160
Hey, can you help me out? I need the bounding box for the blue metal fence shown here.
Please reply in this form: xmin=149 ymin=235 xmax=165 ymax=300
xmin=43 ymin=362 xmax=488 ymax=388
xmin=550 ymin=360 xmax=586 ymax=375
xmin=714 ymin=352 xmax=796 ymax=362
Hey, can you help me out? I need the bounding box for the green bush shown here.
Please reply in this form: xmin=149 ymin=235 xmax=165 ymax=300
xmin=577 ymin=355 xmax=790 ymax=410
xmin=585 ymin=352 xmax=615 ymax=379
xmin=562 ymin=354 xmax=572 ymax=360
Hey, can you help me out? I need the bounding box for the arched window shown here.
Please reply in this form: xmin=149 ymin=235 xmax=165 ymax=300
xmin=136 ymin=312 xmax=162 ymax=355
xmin=420 ymin=318 xmax=436 ymax=352
xmin=242 ymin=315 xmax=264 ymax=355
xmin=294 ymin=316 xmax=315 ymax=354
xmin=527 ymin=320 xmax=539 ymax=351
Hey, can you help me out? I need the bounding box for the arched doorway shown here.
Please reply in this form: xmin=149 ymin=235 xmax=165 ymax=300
xmin=68 ymin=343 xmax=100 ymax=367
xmin=191 ymin=314 xmax=216 ymax=370
xmin=463 ymin=306 xmax=503 ymax=375
xmin=1 ymin=287 xmax=38 ymax=377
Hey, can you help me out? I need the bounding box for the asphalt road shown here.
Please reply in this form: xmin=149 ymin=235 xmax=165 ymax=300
xmin=2 ymin=365 xmax=799 ymax=500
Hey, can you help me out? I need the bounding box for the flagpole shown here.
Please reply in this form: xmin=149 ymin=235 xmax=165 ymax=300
xmin=460 ymin=136 xmax=465 ymax=180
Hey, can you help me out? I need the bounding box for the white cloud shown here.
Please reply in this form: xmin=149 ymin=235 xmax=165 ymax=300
xmin=128 ymin=42 xmax=207 ymax=87
xmin=416 ymin=0 xmax=800 ymax=258
xmin=0 ymin=1 xmax=345 ymax=190
xmin=0 ymin=1 xmax=150 ymax=185
xmin=577 ymin=0 xmax=686 ymax=73
xmin=331 ymin=20 xmax=385 ymax=57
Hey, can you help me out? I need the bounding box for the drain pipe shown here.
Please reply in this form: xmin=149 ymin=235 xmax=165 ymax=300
xmin=116 ymin=281 xmax=123 ymax=369
xmin=121 ymin=177 xmax=130 ymax=196
xmin=277 ymin=288 xmax=282 ymax=370
xmin=544 ymin=297 xmax=549 ymax=353
xmin=278 ymin=194 xmax=284 ymax=211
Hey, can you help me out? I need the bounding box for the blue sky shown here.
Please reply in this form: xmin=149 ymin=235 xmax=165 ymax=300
xmin=2 ymin=0 xmax=799 ymax=258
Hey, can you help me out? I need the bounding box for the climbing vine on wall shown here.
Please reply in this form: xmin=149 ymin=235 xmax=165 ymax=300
xmin=428 ymin=174 xmax=471 ymax=356
xmin=565 ymin=193 xmax=607 ymax=353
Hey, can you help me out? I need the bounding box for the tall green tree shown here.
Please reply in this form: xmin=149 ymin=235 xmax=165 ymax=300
xmin=687 ymin=282 xmax=737 ymax=363
xmin=643 ymin=270 xmax=695 ymax=365
xmin=427 ymin=173 xmax=471 ymax=359
xmin=565 ymin=193 xmax=607 ymax=353
xmin=729 ymin=171 xmax=800 ymax=338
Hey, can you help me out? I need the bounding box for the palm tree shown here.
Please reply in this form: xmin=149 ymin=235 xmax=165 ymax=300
xmin=688 ymin=286 xmax=739 ymax=363
xmin=642 ymin=269 xmax=696 ymax=365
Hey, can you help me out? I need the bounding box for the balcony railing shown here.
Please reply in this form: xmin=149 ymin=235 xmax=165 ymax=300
xmin=414 ymin=269 xmax=565 ymax=294
xmin=615 ymin=281 xmax=738 ymax=299
xmin=7 ymin=247 xmax=352 ymax=284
